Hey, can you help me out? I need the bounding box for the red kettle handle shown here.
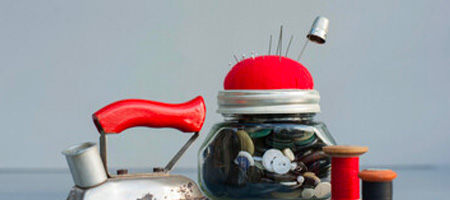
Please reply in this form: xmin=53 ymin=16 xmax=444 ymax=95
xmin=92 ymin=96 xmax=206 ymax=134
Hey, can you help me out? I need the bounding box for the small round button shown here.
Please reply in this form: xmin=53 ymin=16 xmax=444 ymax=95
xmin=262 ymin=149 xmax=283 ymax=172
xmin=297 ymin=175 xmax=305 ymax=185
xmin=280 ymin=181 xmax=297 ymax=186
xmin=282 ymin=148 xmax=295 ymax=161
xmin=236 ymin=130 xmax=255 ymax=155
xmin=314 ymin=182 xmax=331 ymax=198
xmin=272 ymin=156 xmax=291 ymax=175
xmin=234 ymin=151 xmax=254 ymax=169
xmin=290 ymin=162 xmax=298 ymax=171
xmin=302 ymin=188 xmax=315 ymax=199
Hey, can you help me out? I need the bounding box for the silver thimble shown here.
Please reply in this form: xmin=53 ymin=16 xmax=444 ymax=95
xmin=307 ymin=16 xmax=329 ymax=44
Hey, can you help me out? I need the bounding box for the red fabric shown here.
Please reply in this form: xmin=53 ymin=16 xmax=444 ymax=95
xmin=224 ymin=55 xmax=314 ymax=90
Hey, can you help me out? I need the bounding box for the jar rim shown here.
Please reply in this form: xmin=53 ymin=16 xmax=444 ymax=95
xmin=217 ymin=89 xmax=321 ymax=114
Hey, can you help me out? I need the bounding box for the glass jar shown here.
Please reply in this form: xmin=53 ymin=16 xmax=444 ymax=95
xmin=199 ymin=90 xmax=336 ymax=200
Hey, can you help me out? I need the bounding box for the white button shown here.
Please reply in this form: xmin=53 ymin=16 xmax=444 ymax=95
xmin=234 ymin=151 xmax=254 ymax=169
xmin=272 ymin=156 xmax=291 ymax=174
xmin=280 ymin=181 xmax=298 ymax=186
xmin=290 ymin=162 xmax=298 ymax=171
xmin=238 ymin=151 xmax=254 ymax=166
xmin=262 ymin=149 xmax=283 ymax=172
xmin=297 ymin=175 xmax=305 ymax=185
xmin=253 ymin=156 xmax=263 ymax=162
xmin=302 ymin=188 xmax=315 ymax=199
xmin=282 ymin=148 xmax=295 ymax=161
xmin=314 ymin=182 xmax=331 ymax=198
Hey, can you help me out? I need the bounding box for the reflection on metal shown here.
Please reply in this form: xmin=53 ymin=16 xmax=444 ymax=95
xmin=307 ymin=16 xmax=329 ymax=44
xmin=66 ymin=175 xmax=207 ymax=200
xmin=62 ymin=142 xmax=108 ymax=188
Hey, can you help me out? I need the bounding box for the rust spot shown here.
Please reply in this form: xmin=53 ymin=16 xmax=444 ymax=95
xmin=137 ymin=193 xmax=154 ymax=200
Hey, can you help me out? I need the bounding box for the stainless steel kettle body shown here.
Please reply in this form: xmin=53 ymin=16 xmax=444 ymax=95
xmin=62 ymin=97 xmax=207 ymax=200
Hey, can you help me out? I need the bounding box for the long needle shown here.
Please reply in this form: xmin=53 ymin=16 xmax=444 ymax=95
xmin=277 ymin=25 xmax=283 ymax=61
xmin=268 ymin=35 xmax=273 ymax=55
xmin=297 ymin=40 xmax=309 ymax=61
xmin=277 ymin=25 xmax=283 ymax=56
xmin=285 ymin=35 xmax=294 ymax=57
xmin=233 ymin=54 xmax=239 ymax=62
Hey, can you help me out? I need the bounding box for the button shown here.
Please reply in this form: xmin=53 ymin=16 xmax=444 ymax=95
xmin=248 ymin=128 xmax=272 ymax=138
xmin=292 ymin=130 xmax=314 ymax=141
xmin=224 ymin=165 xmax=247 ymax=187
xmin=274 ymin=128 xmax=305 ymax=139
xmin=314 ymin=182 xmax=331 ymax=198
xmin=297 ymin=175 xmax=305 ymax=185
xmin=234 ymin=151 xmax=254 ymax=169
xmin=301 ymin=188 xmax=315 ymax=199
xmin=265 ymin=172 xmax=297 ymax=182
xmin=262 ymin=149 xmax=283 ymax=172
xmin=280 ymin=181 xmax=298 ymax=186
xmin=246 ymin=166 xmax=263 ymax=182
xmin=265 ymin=137 xmax=295 ymax=149
xmin=307 ymin=159 xmax=331 ymax=175
xmin=294 ymin=134 xmax=317 ymax=146
xmin=290 ymin=162 xmax=298 ymax=171
xmin=291 ymin=162 xmax=308 ymax=175
xmin=236 ymin=130 xmax=255 ymax=155
xmin=272 ymin=156 xmax=291 ymax=174
xmin=254 ymin=161 xmax=265 ymax=170
xmin=282 ymin=148 xmax=295 ymax=161
xmin=271 ymin=189 xmax=302 ymax=199
xmin=298 ymin=150 xmax=328 ymax=166
xmin=273 ymin=137 xmax=293 ymax=143
xmin=253 ymin=156 xmax=262 ymax=162
xmin=291 ymin=161 xmax=308 ymax=174
xmin=303 ymin=172 xmax=315 ymax=177
xmin=304 ymin=173 xmax=321 ymax=187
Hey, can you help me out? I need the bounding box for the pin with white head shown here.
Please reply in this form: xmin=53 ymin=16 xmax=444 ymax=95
xmin=297 ymin=16 xmax=330 ymax=61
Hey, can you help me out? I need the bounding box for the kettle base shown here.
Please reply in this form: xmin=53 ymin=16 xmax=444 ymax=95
xmin=66 ymin=174 xmax=207 ymax=200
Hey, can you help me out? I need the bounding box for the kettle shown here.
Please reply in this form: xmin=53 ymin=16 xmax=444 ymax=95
xmin=62 ymin=96 xmax=207 ymax=200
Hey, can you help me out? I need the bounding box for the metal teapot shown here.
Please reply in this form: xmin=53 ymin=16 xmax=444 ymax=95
xmin=62 ymin=96 xmax=207 ymax=200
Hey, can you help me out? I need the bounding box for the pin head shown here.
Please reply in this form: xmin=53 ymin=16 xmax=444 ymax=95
xmin=307 ymin=16 xmax=329 ymax=44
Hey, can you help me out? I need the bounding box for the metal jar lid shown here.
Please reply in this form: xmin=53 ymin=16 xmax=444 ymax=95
xmin=217 ymin=89 xmax=320 ymax=115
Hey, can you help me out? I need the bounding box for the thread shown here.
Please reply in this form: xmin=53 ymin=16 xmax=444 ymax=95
xmin=362 ymin=181 xmax=392 ymax=200
xmin=359 ymin=169 xmax=397 ymax=200
xmin=331 ymin=157 xmax=360 ymax=200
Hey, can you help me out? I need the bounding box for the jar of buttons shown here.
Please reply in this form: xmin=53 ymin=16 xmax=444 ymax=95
xmin=198 ymin=56 xmax=336 ymax=200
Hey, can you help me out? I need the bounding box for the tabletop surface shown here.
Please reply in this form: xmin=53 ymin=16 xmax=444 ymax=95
xmin=1 ymin=166 xmax=449 ymax=199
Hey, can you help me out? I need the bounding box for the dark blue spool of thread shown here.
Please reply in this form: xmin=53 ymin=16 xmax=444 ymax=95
xmin=358 ymin=169 xmax=397 ymax=200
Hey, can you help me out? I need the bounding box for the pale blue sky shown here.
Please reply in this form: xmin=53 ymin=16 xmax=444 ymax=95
xmin=0 ymin=0 xmax=449 ymax=169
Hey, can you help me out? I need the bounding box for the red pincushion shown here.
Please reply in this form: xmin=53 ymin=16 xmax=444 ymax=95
xmin=224 ymin=55 xmax=314 ymax=90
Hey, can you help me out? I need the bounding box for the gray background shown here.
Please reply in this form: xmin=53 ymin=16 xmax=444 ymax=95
xmin=0 ymin=0 xmax=449 ymax=171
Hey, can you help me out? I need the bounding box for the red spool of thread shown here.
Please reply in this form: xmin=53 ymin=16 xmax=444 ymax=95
xmin=323 ymin=145 xmax=369 ymax=200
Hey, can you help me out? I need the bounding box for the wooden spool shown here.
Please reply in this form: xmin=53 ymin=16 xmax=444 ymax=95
xmin=323 ymin=145 xmax=368 ymax=200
